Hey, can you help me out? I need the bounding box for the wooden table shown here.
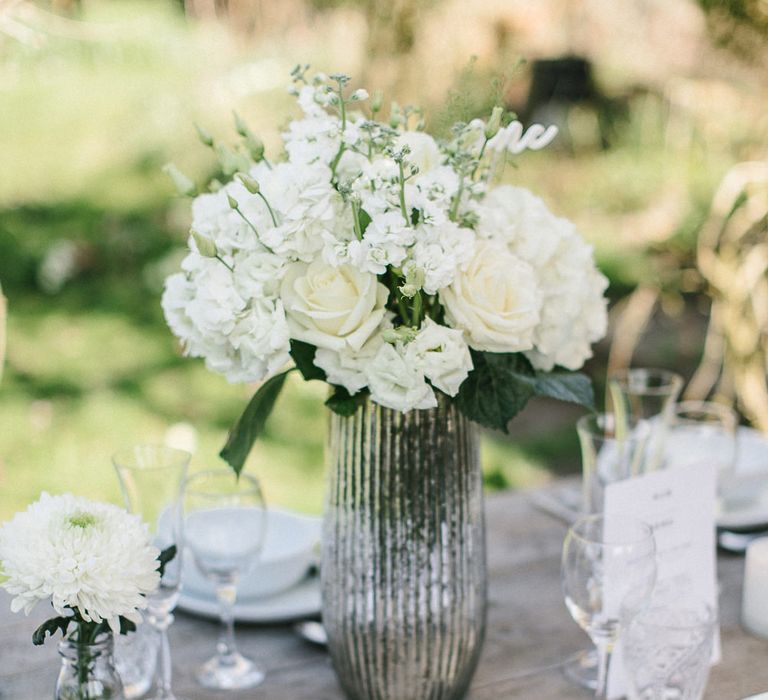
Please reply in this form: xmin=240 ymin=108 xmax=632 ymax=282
xmin=2 ymin=485 xmax=767 ymax=699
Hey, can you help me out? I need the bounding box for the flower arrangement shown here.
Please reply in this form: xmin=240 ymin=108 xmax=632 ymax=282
xmin=0 ymin=493 xmax=165 ymax=645
xmin=162 ymin=67 xmax=608 ymax=473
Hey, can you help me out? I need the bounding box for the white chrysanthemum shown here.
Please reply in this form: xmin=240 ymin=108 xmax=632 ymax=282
xmin=0 ymin=493 xmax=160 ymax=632
xmin=366 ymin=341 xmax=437 ymax=412
xmin=477 ymin=185 xmax=608 ymax=369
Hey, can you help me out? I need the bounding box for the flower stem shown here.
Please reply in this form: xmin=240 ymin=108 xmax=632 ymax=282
xmin=257 ymin=192 xmax=279 ymax=227
xmin=450 ymin=174 xmax=465 ymax=222
xmin=411 ymin=291 xmax=423 ymax=328
xmin=351 ymin=200 xmax=364 ymax=241
xmin=233 ymin=205 xmax=276 ymax=255
xmin=215 ymin=255 xmax=234 ymax=272
xmin=471 ymin=137 xmax=489 ymax=180
xmin=398 ymin=160 xmax=409 ymax=222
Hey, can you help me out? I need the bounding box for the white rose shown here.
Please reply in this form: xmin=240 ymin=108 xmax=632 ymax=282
xmin=440 ymin=241 xmax=542 ymax=353
xmin=366 ymin=342 xmax=436 ymax=412
xmin=394 ymin=131 xmax=443 ymax=174
xmin=280 ymin=260 xmax=389 ymax=352
xmin=408 ymin=318 xmax=473 ymax=396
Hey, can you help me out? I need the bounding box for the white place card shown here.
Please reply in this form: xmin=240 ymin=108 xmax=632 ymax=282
xmin=603 ymin=461 xmax=719 ymax=699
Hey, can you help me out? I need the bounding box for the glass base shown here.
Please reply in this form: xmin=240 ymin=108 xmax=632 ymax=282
xmin=196 ymin=653 xmax=265 ymax=690
xmin=562 ymin=648 xmax=598 ymax=691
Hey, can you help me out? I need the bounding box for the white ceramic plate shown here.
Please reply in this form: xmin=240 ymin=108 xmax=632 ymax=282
xmin=717 ymin=427 xmax=768 ymax=531
xmin=178 ymin=574 xmax=321 ymax=624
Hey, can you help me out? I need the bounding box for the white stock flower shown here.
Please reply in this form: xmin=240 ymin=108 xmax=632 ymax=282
xmin=394 ymin=131 xmax=443 ymax=173
xmin=346 ymin=211 xmax=414 ymax=275
xmin=408 ymin=318 xmax=473 ymax=396
xmin=0 ymin=493 xmax=160 ymax=631
xmin=440 ymin=240 xmax=542 ymax=353
xmin=409 ymin=221 xmax=475 ymax=294
xmin=367 ymin=341 xmax=437 ymax=412
xmin=280 ymin=260 xmax=389 ymax=352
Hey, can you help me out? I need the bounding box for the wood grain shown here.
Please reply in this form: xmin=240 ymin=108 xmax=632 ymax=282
xmin=1 ymin=484 xmax=766 ymax=699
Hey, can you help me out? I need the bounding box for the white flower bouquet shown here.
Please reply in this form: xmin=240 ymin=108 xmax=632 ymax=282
xmin=162 ymin=67 xmax=608 ymax=473
xmin=0 ymin=493 xmax=167 ymax=646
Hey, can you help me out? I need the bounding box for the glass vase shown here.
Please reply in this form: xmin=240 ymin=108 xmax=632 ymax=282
xmin=322 ymin=394 xmax=487 ymax=700
xmin=56 ymin=633 xmax=125 ymax=700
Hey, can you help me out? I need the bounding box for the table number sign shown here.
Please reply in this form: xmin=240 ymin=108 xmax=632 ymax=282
xmin=603 ymin=461 xmax=719 ymax=699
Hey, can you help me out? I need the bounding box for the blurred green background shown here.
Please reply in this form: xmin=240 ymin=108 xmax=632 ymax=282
xmin=1 ymin=0 xmax=766 ymax=519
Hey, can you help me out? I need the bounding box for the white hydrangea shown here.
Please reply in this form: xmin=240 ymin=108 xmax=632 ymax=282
xmin=161 ymin=254 xmax=291 ymax=383
xmin=367 ymin=341 xmax=437 ymax=412
xmin=477 ymin=185 xmax=608 ymax=369
xmin=408 ymin=318 xmax=473 ymax=396
xmin=0 ymin=493 xmax=160 ymax=631
xmin=260 ymin=162 xmax=347 ymax=262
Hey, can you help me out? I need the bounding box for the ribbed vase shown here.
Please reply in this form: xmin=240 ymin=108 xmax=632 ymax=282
xmin=322 ymin=395 xmax=487 ymax=700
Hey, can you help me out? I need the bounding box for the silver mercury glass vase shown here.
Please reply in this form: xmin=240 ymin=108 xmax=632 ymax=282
xmin=322 ymin=394 xmax=487 ymax=700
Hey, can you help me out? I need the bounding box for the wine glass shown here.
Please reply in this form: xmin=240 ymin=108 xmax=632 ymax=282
xmin=562 ymin=514 xmax=657 ymax=699
xmin=607 ymin=368 xmax=683 ymax=471
xmin=113 ymin=445 xmax=190 ymax=700
xmin=183 ymin=468 xmax=268 ymax=690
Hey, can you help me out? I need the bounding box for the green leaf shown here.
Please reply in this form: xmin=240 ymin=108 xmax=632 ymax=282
xmin=325 ymin=386 xmax=365 ymax=417
xmin=289 ymin=340 xmax=327 ymax=382
xmin=533 ymin=371 xmax=595 ymax=409
xmin=455 ymin=351 xmax=536 ymax=433
xmin=219 ymin=370 xmax=292 ymax=475
xmin=358 ymin=208 xmax=372 ymax=234
xmin=157 ymin=544 xmax=177 ymax=578
xmin=33 ymin=616 xmax=72 ymax=646
xmin=118 ymin=617 xmax=137 ymax=635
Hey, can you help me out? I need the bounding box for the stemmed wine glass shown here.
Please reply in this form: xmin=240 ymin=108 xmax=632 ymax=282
xmin=113 ymin=445 xmax=190 ymax=700
xmin=562 ymin=514 xmax=657 ymax=698
xmin=183 ymin=468 xmax=268 ymax=690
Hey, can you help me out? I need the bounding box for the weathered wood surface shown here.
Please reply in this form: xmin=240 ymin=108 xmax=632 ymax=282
xmin=1 ymin=484 xmax=766 ymax=699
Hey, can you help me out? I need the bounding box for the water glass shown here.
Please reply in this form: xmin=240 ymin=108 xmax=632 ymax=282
xmin=624 ymin=600 xmax=716 ymax=700
xmin=113 ymin=444 xmax=190 ymax=700
xmin=578 ymin=413 xmax=651 ymax=515
xmin=607 ymin=368 xmax=683 ymax=470
xmin=184 ymin=469 xmax=268 ymax=690
xmin=665 ymin=401 xmax=738 ymax=499
xmin=562 ymin=514 xmax=657 ymax=698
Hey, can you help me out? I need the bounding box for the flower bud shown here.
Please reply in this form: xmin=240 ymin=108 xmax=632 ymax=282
xmin=382 ymin=326 xmax=418 ymax=344
xmin=399 ymin=283 xmax=419 ymax=298
xmin=245 ymin=134 xmax=265 ymax=162
xmin=162 ymin=163 xmax=197 ymax=197
xmin=215 ymin=144 xmax=248 ymax=177
xmin=233 ymin=111 xmax=249 ymax=138
xmin=349 ymin=88 xmax=369 ymax=102
xmin=227 ymin=194 xmax=238 ymax=210
xmin=191 ymin=230 xmax=217 ymax=258
xmin=237 ymin=173 xmax=261 ymax=194
xmin=194 ymin=123 xmax=214 ymax=147
xmin=371 ymin=90 xmax=383 ymax=113
xmin=485 ymin=106 xmax=503 ymax=139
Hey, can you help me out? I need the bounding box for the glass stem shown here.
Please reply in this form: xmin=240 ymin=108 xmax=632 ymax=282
xmin=215 ymin=580 xmax=239 ymax=663
xmin=151 ymin=610 xmax=175 ymax=699
xmin=594 ymin=637 xmax=614 ymax=699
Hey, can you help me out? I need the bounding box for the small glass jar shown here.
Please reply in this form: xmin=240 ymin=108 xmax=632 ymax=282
xmin=56 ymin=633 xmax=125 ymax=700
